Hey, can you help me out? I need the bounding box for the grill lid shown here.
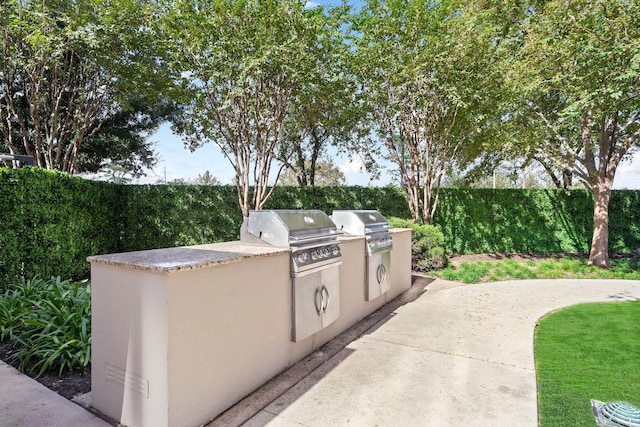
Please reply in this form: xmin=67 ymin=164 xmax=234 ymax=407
xmin=332 ymin=210 xmax=391 ymax=236
xmin=243 ymin=210 xmax=340 ymax=248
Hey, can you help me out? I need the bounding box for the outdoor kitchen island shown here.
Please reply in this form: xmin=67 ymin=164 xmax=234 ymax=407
xmin=88 ymin=229 xmax=411 ymax=427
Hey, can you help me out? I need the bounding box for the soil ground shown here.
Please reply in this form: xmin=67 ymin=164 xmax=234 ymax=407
xmin=0 ymin=339 xmax=90 ymax=400
xmin=447 ymin=252 xmax=633 ymax=267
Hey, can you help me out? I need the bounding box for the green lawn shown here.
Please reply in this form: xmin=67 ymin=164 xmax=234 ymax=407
xmin=535 ymin=301 xmax=640 ymax=426
xmin=432 ymin=257 xmax=640 ymax=283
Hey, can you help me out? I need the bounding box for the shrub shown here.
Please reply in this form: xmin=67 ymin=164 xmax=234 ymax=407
xmin=388 ymin=217 xmax=448 ymax=271
xmin=0 ymin=167 xmax=122 ymax=282
xmin=0 ymin=276 xmax=91 ymax=376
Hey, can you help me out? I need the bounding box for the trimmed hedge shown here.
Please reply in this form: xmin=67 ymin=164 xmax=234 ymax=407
xmin=0 ymin=168 xmax=122 ymax=282
xmin=435 ymin=188 xmax=640 ymax=254
xmin=119 ymin=184 xmax=410 ymax=251
xmin=0 ymin=168 xmax=409 ymax=281
xmin=1 ymin=167 xmax=639 ymax=282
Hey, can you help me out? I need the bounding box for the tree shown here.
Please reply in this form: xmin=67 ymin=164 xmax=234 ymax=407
xmin=279 ymin=159 xmax=346 ymax=186
xmin=352 ymin=0 xmax=502 ymax=224
xmin=0 ymin=0 xmax=169 ymax=173
xmin=166 ymin=0 xmax=342 ymax=217
xmin=192 ymin=170 xmax=221 ymax=186
xmin=277 ymin=5 xmax=375 ymax=187
xmin=503 ymin=0 xmax=640 ymax=267
xmin=76 ymin=98 xmax=177 ymax=178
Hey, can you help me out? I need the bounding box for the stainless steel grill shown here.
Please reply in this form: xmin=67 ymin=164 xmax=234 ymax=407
xmin=332 ymin=210 xmax=393 ymax=301
xmin=241 ymin=210 xmax=342 ymax=342
xmin=241 ymin=209 xmax=342 ymax=274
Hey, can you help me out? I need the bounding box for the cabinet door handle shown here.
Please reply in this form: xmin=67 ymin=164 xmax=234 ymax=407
xmin=376 ymin=263 xmax=387 ymax=284
xmin=321 ymin=284 xmax=330 ymax=313
xmin=315 ymin=286 xmax=323 ymax=315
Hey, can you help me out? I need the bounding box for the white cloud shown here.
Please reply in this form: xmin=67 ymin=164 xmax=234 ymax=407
xmin=339 ymin=155 xmax=366 ymax=175
xmin=613 ymin=151 xmax=640 ymax=189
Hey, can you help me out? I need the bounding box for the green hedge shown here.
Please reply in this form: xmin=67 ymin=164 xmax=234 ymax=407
xmin=1 ymin=167 xmax=639 ymax=282
xmin=119 ymin=184 xmax=410 ymax=251
xmin=435 ymin=188 xmax=640 ymax=254
xmin=0 ymin=168 xmax=122 ymax=282
xmin=119 ymin=185 xmax=241 ymax=251
xmin=0 ymin=169 xmax=409 ymax=281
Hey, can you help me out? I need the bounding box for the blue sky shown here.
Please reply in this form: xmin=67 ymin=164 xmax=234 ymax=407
xmin=137 ymin=123 xmax=640 ymax=189
xmin=137 ymin=123 xmax=392 ymax=186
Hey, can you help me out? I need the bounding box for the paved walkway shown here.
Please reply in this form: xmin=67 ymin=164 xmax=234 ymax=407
xmin=1 ymin=278 xmax=639 ymax=427
xmin=0 ymin=359 xmax=111 ymax=427
xmin=233 ymin=278 xmax=640 ymax=426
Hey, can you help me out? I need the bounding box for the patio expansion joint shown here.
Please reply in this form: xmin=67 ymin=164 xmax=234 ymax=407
xmin=364 ymin=336 xmax=535 ymax=372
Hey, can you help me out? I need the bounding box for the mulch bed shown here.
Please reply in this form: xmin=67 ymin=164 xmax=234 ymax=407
xmin=447 ymin=252 xmax=633 ymax=267
xmin=0 ymin=339 xmax=91 ymax=400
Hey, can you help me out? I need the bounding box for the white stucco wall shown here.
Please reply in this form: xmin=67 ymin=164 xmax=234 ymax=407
xmin=89 ymin=229 xmax=412 ymax=427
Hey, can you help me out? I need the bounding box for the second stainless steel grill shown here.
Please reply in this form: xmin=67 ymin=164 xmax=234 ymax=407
xmin=241 ymin=210 xmax=342 ymax=342
xmin=332 ymin=210 xmax=393 ymax=301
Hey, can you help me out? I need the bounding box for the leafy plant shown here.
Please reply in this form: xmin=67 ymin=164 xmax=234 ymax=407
xmin=439 ymin=261 xmax=491 ymax=283
xmin=0 ymin=276 xmax=91 ymax=377
xmin=388 ymin=217 xmax=448 ymax=271
xmin=433 ymin=257 xmax=640 ymax=283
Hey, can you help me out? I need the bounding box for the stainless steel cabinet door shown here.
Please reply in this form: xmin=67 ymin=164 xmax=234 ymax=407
xmin=366 ymin=251 xmax=391 ymax=301
xmin=320 ymin=265 xmax=340 ymax=328
xmin=292 ymin=265 xmax=340 ymax=342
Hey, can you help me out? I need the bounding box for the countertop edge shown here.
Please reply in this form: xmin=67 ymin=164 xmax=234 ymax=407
xmin=87 ymin=242 xmax=289 ymax=274
xmin=87 ymin=229 xmax=408 ymax=274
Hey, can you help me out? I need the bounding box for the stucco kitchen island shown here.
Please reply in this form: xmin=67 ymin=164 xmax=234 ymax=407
xmin=88 ymin=229 xmax=411 ymax=427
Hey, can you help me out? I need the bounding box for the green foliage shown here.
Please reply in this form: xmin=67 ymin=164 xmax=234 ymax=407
xmin=439 ymin=261 xmax=493 ymax=284
xmin=166 ymin=0 xmax=346 ymax=216
xmin=0 ymin=0 xmax=171 ymax=173
xmin=535 ymin=302 xmax=640 ymax=426
xmin=1 ymin=169 xmax=640 ymax=281
xmin=266 ymin=185 xmax=410 ymax=219
xmin=388 ymin=218 xmax=447 ymax=271
xmin=120 ymin=184 xmax=241 ymax=250
xmin=0 ymin=276 xmax=91 ymax=377
xmin=351 ymin=0 xmax=504 ymax=223
xmin=434 ymin=257 xmax=640 ymax=284
xmin=434 ymin=188 xmax=624 ymax=254
xmin=0 ymin=168 xmax=123 ymax=282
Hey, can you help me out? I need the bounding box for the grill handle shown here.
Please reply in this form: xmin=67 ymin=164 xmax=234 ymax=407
xmin=376 ymin=263 xmax=387 ymax=285
xmin=321 ymin=284 xmax=329 ymax=313
xmin=315 ymin=287 xmax=323 ymax=315
xmin=314 ymin=285 xmax=331 ymax=315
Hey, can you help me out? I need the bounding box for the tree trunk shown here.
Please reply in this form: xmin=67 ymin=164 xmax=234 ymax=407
xmin=588 ymin=179 xmax=611 ymax=268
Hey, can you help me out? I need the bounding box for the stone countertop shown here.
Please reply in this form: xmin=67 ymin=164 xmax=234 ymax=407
xmin=86 ymin=229 xmax=408 ymax=275
xmin=87 ymin=241 xmax=289 ymax=274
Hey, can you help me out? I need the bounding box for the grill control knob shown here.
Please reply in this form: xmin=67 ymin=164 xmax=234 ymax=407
xmin=297 ymin=252 xmax=309 ymax=264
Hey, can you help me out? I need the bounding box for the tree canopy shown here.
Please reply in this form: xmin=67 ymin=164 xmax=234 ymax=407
xmin=165 ymin=0 xmax=350 ymax=216
xmin=0 ymin=0 xmax=171 ymax=173
xmin=2 ymin=0 xmax=639 ymax=267
xmin=497 ymin=0 xmax=640 ymax=266
xmin=351 ymin=0 xmax=503 ymax=223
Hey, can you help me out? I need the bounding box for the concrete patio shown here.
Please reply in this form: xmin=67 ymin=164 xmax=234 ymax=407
xmin=1 ymin=277 xmax=639 ymax=427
